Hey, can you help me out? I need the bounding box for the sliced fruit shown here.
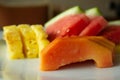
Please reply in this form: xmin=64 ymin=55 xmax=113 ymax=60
xmin=79 ymin=16 xmax=108 ymax=36
xmin=3 ymin=25 xmax=24 ymax=59
xmin=40 ymin=36 xmax=115 ymax=71
xmin=85 ymin=7 xmax=102 ymax=19
xmin=108 ymin=20 xmax=120 ymax=53
xmin=46 ymin=14 xmax=90 ymax=41
xmin=85 ymin=36 xmax=115 ymax=50
xmin=99 ymin=25 xmax=120 ymax=44
xmin=45 ymin=6 xmax=84 ymax=28
xmin=18 ymin=24 xmax=39 ymax=58
xmin=31 ymin=25 xmax=50 ymax=57
xmin=3 ymin=24 xmax=50 ymax=59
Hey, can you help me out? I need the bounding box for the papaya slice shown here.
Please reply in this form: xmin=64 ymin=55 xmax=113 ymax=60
xmin=40 ymin=36 xmax=115 ymax=71
xmin=86 ymin=36 xmax=115 ymax=50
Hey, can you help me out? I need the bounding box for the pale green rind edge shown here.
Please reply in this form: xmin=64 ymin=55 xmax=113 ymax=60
xmin=44 ymin=6 xmax=84 ymax=28
xmin=85 ymin=7 xmax=102 ymax=17
xmin=108 ymin=20 xmax=120 ymax=26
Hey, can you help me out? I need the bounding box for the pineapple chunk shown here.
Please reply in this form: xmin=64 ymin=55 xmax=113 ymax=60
xmin=31 ymin=25 xmax=50 ymax=57
xmin=17 ymin=24 xmax=39 ymax=58
xmin=3 ymin=24 xmax=50 ymax=59
xmin=3 ymin=25 xmax=24 ymax=59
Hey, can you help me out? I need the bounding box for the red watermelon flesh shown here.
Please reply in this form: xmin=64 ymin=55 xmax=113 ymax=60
xmin=99 ymin=26 xmax=120 ymax=44
xmin=79 ymin=16 xmax=108 ymax=36
xmin=45 ymin=14 xmax=90 ymax=41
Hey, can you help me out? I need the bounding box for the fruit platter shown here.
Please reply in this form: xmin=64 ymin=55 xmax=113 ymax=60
xmin=0 ymin=6 xmax=120 ymax=80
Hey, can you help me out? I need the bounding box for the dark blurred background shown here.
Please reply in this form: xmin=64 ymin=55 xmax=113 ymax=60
xmin=0 ymin=0 xmax=120 ymax=29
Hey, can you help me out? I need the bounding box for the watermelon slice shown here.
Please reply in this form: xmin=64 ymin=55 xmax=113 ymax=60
xmin=45 ymin=14 xmax=90 ymax=41
xmin=45 ymin=6 xmax=84 ymax=28
xmin=107 ymin=20 xmax=120 ymax=53
xmin=99 ymin=25 xmax=120 ymax=44
xmin=79 ymin=16 xmax=108 ymax=36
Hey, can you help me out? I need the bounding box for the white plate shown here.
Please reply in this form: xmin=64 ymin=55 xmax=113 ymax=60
xmin=0 ymin=32 xmax=120 ymax=80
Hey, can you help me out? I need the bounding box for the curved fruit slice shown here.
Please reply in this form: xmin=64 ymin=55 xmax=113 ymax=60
xmin=46 ymin=14 xmax=90 ymax=41
xmin=45 ymin=6 xmax=84 ymax=28
xmin=79 ymin=16 xmax=108 ymax=36
xmin=99 ymin=25 xmax=120 ymax=44
xmin=40 ymin=36 xmax=115 ymax=71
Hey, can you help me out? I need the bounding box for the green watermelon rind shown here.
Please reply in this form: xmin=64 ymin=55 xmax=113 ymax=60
xmin=109 ymin=20 xmax=120 ymax=26
xmin=44 ymin=6 xmax=84 ymax=28
xmin=85 ymin=7 xmax=102 ymax=17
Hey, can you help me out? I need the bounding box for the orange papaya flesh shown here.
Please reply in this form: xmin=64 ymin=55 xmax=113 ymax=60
xmin=86 ymin=36 xmax=115 ymax=50
xmin=40 ymin=36 xmax=115 ymax=71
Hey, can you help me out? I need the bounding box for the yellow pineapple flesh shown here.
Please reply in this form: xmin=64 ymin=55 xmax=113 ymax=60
xmin=17 ymin=24 xmax=39 ymax=58
xmin=3 ymin=25 xmax=24 ymax=59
